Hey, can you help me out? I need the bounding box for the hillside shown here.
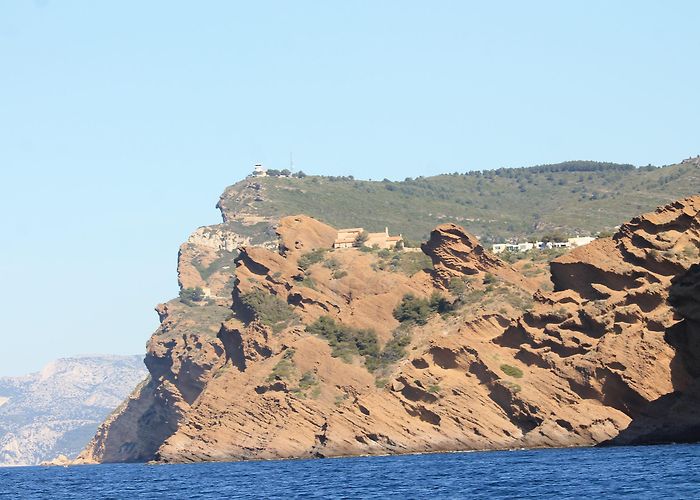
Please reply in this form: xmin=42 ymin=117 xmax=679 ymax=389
xmin=0 ymin=356 xmax=146 ymax=466
xmin=77 ymin=195 xmax=700 ymax=463
xmin=218 ymin=157 xmax=700 ymax=245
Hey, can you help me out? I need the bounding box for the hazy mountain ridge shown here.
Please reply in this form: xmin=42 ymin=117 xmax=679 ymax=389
xmin=0 ymin=356 xmax=146 ymax=466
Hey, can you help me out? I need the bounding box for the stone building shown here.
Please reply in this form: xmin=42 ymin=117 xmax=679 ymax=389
xmin=333 ymin=228 xmax=364 ymax=249
xmin=333 ymin=227 xmax=403 ymax=250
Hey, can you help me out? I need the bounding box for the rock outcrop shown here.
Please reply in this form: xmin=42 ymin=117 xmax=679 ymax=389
xmin=79 ymin=195 xmax=700 ymax=464
xmin=422 ymin=223 xmax=532 ymax=289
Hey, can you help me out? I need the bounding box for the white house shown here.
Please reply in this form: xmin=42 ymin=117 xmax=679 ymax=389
xmin=492 ymin=235 xmax=594 ymax=254
xmin=568 ymin=236 xmax=595 ymax=248
xmin=251 ymin=163 xmax=268 ymax=177
xmin=550 ymin=241 xmax=571 ymax=249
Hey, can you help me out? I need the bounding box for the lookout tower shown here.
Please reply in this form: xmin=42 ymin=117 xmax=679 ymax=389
xmin=252 ymin=163 xmax=267 ymax=177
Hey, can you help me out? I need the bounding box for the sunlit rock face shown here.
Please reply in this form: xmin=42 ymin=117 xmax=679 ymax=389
xmin=79 ymin=196 xmax=700 ymax=464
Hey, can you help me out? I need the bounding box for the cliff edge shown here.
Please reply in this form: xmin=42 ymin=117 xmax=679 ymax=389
xmin=77 ymin=195 xmax=700 ymax=463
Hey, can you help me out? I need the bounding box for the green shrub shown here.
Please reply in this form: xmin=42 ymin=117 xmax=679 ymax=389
xmin=429 ymin=292 xmax=453 ymax=314
xmin=393 ymin=293 xmax=452 ymax=325
xmin=500 ymin=364 xmax=524 ymax=378
xmin=427 ymin=384 xmax=441 ymax=394
xmin=382 ymin=330 xmax=411 ymax=361
xmin=306 ymin=316 xmax=380 ymax=363
xmin=267 ymin=353 xmax=295 ymax=382
xmin=298 ymin=249 xmax=326 ymax=271
xmin=306 ymin=316 xmax=412 ymax=372
xmin=354 ymin=231 xmax=369 ymax=247
xmin=447 ymin=277 xmax=467 ymax=298
xmin=682 ymin=245 xmax=698 ymax=259
xmin=298 ymin=371 xmax=318 ymax=389
xmin=193 ymin=251 xmax=237 ymax=281
xmin=323 ymin=258 xmax=340 ymax=270
xmin=502 ymin=381 xmax=522 ymax=393
xmin=397 ymin=252 xmax=432 ymax=276
xmin=483 ymin=273 xmax=497 ymax=285
xmin=298 ymin=276 xmax=317 ymax=289
xmin=375 ymin=378 xmax=389 ymax=389
xmin=393 ymin=294 xmax=432 ymax=325
xmin=332 ymin=270 xmax=348 ymax=280
xmin=179 ymin=287 xmax=205 ymax=305
xmin=239 ymin=288 xmax=296 ymax=332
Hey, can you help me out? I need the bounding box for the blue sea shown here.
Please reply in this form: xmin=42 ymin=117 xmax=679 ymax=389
xmin=2 ymin=444 xmax=700 ymax=499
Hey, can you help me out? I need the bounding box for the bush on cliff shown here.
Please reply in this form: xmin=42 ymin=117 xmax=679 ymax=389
xmin=392 ymin=294 xmax=432 ymax=325
xmin=500 ymin=364 xmax=524 ymax=378
xmin=298 ymin=249 xmax=327 ymax=272
xmin=393 ymin=292 xmax=453 ymax=325
xmin=179 ymin=287 xmax=205 ymax=306
xmin=239 ymin=288 xmax=296 ymax=332
xmin=374 ymin=329 xmax=412 ymax=368
xmin=306 ymin=316 xmax=413 ymax=372
xmin=306 ymin=316 xmax=380 ymax=363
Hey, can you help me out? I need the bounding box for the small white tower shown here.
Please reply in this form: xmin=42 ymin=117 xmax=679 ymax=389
xmin=252 ymin=163 xmax=267 ymax=177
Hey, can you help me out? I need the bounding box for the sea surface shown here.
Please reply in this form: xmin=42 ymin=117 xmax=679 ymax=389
xmin=2 ymin=444 xmax=700 ymax=499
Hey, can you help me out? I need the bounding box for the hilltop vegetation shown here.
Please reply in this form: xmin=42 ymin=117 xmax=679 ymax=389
xmin=220 ymin=159 xmax=700 ymax=243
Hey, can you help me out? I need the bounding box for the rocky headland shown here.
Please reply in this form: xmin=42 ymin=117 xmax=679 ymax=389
xmin=75 ymin=191 xmax=700 ymax=464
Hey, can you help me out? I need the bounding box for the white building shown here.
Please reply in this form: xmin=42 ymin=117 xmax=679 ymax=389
xmin=492 ymin=243 xmax=508 ymax=254
xmin=549 ymin=241 xmax=570 ymax=249
xmin=567 ymin=236 xmax=595 ymax=248
xmin=516 ymin=242 xmax=534 ymax=252
xmin=251 ymin=163 xmax=267 ymax=177
xmin=492 ymin=235 xmax=595 ymax=254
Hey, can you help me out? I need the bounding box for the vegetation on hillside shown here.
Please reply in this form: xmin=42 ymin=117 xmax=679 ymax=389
xmin=179 ymin=287 xmax=205 ymax=305
xmin=500 ymin=364 xmax=524 ymax=378
xmin=191 ymin=250 xmax=238 ymax=282
xmin=239 ymin=288 xmax=297 ymax=332
xmin=306 ymin=316 xmax=413 ymax=372
xmin=221 ymin=160 xmax=700 ymax=243
xmin=298 ymin=249 xmax=327 ymax=271
xmin=393 ymin=293 xmax=452 ymax=325
xmin=372 ymin=249 xmax=433 ymax=276
xmin=158 ymin=301 xmax=231 ymax=338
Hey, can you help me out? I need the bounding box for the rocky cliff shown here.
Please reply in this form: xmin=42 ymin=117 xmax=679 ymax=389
xmin=77 ymin=195 xmax=700 ymax=464
xmin=0 ymin=356 xmax=146 ymax=466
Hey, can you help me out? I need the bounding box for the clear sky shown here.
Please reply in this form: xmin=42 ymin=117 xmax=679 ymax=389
xmin=1 ymin=1 xmax=698 ymax=376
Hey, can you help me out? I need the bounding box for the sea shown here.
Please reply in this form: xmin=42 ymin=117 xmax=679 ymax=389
xmin=2 ymin=444 xmax=700 ymax=499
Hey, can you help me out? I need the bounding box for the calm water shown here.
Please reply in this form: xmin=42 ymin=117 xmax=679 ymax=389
xmin=2 ymin=444 xmax=700 ymax=499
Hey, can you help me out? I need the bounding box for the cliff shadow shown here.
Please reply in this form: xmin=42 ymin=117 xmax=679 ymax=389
xmin=602 ymin=264 xmax=700 ymax=446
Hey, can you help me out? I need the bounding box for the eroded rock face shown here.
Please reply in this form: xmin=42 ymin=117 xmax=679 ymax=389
xmin=421 ymin=223 xmax=531 ymax=289
xmin=423 ymin=224 xmax=502 ymax=278
xmin=496 ymin=196 xmax=700 ymax=441
xmin=75 ymin=302 xmax=229 ymax=464
xmin=80 ymin=196 xmax=700 ymax=464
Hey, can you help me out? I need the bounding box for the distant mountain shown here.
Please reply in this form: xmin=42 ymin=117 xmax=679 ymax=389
xmin=0 ymin=356 xmax=146 ymax=466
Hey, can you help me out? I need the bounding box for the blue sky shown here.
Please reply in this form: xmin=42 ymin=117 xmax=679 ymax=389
xmin=1 ymin=1 xmax=698 ymax=376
